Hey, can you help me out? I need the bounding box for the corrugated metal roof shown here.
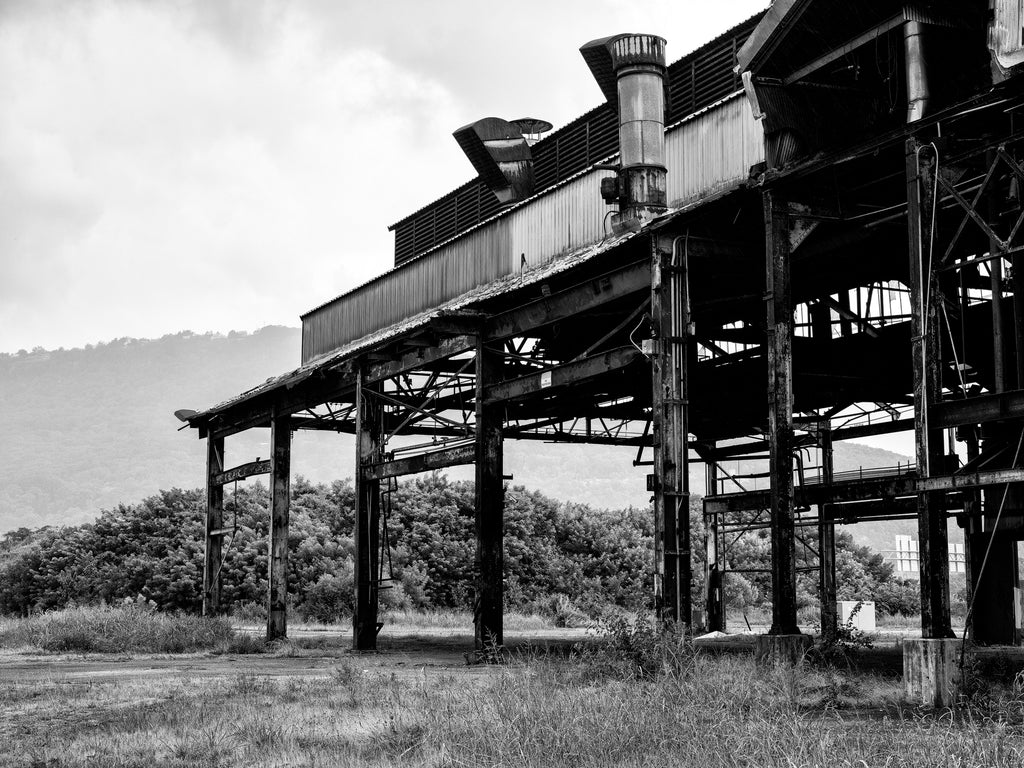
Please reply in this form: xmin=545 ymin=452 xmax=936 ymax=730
xmin=193 ymin=227 xmax=642 ymax=421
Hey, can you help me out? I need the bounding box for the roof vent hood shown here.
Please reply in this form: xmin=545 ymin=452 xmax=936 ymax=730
xmin=580 ymin=33 xmax=667 ymax=227
xmin=453 ymin=117 xmax=539 ymax=205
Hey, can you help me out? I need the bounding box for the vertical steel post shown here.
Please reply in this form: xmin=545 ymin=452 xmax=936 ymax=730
xmin=705 ymin=451 xmax=724 ymax=632
xmin=990 ymin=149 xmax=1009 ymax=393
xmin=354 ymin=369 xmax=382 ymax=650
xmin=651 ymin=234 xmax=690 ymax=628
xmin=764 ymin=190 xmax=799 ymax=635
xmin=475 ymin=339 xmax=505 ymax=648
xmin=267 ymin=415 xmax=291 ymax=641
xmin=818 ymin=426 xmax=838 ymax=642
xmin=203 ymin=436 xmax=224 ymax=617
xmin=970 ymin=149 xmax=1022 ymax=645
xmin=906 ymin=138 xmax=953 ymax=638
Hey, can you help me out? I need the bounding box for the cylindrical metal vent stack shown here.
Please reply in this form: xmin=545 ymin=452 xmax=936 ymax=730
xmin=581 ymin=32 xmax=668 ymax=226
xmin=611 ymin=34 xmax=668 ymax=222
xmin=904 ymin=21 xmax=930 ymax=123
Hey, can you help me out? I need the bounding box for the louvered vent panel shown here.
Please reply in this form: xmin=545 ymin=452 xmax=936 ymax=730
xmin=413 ymin=211 xmax=435 ymax=254
xmin=455 ymin=186 xmax=480 ymax=232
xmin=557 ymin=123 xmax=590 ymax=178
xmin=478 ymin=184 xmax=502 ymax=220
xmin=588 ymin=108 xmax=618 ymax=161
xmin=394 ymin=222 xmax=415 ymax=265
xmin=533 ymin=149 xmax=558 ymax=190
xmin=434 ymin=195 xmax=459 ymax=244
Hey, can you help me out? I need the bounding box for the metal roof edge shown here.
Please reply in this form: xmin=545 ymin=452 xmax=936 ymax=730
xmin=736 ymin=0 xmax=807 ymax=74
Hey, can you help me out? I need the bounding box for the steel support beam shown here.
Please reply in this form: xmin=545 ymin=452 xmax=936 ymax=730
xmin=485 ymin=260 xmax=650 ymax=341
xmin=353 ymin=370 xmax=382 ymax=650
xmin=267 ymin=415 xmax=291 ymax=641
xmin=364 ymin=443 xmax=476 ymax=481
xmin=485 ymin=347 xmax=641 ymax=404
xmin=203 ymin=436 xmax=224 ymax=617
xmin=706 ymin=467 xmax=1022 ymax=514
xmin=475 ymin=340 xmax=504 ymax=648
xmin=907 ymin=138 xmax=953 ymax=638
xmin=932 ymin=390 xmax=1024 ymax=428
xmin=765 ymin=190 xmax=799 ymax=635
xmin=212 ymin=459 xmax=271 ymax=486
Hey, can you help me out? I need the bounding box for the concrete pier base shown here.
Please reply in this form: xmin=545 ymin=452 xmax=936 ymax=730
xmin=903 ymin=638 xmax=962 ymax=707
xmin=754 ymin=634 xmax=813 ymax=667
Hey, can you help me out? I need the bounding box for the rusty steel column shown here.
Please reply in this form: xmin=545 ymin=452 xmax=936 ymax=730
xmin=203 ymin=436 xmax=224 ymax=617
xmin=267 ymin=415 xmax=291 ymax=641
xmin=906 ymin=138 xmax=953 ymax=639
xmin=764 ymin=190 xmax=799 ymax=636
xmin=475 ymin=339 xmax=505 ymax=648
xmin=705 ymin=451 xmax=724 ymax=632
xmin=818 ymin=426 xmax=838 ymax=642
xmin=354 ymin=369 xmax=382 ymax=650
xmin=651 ymin=234 xmax=690 ymax=627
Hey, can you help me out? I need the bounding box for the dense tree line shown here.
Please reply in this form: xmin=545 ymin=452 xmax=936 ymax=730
xmin=0 ymin=474 xmax=920 ymax=621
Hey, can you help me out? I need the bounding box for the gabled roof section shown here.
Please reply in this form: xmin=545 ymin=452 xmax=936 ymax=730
xmin=736 ymin=1 xmax=981 ymax=80
xmin=736 ymin=0 xmax=808 ymax=74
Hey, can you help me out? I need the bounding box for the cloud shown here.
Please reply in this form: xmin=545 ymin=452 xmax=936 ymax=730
xmin=0 ymin=0 xmax=767 ymax=352
xmin=0 ymin=0 xmax=463 ymax=351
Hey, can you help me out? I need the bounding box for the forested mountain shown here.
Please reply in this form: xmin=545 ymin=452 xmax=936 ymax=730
xmin=0 ymin=327 xmax=916 ymax=553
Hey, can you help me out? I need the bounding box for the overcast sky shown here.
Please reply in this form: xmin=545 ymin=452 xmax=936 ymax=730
xmin=0 ymin=0 xmax=769 ymax=354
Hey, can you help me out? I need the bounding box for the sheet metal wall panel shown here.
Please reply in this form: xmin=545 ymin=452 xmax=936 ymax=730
xmin=303 ymin=97 xmax=762 ymax=362
xmin=509 ymin=170 xmax=616 ymax=270
xmin=665 ymin=94 xmax=764 ymax=206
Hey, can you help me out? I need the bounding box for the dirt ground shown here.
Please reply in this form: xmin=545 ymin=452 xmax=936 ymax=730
xmin=0 ymin=626 xmax=592 ymax=685
xmin=3 ymin=623 xmax=1021 ymax=687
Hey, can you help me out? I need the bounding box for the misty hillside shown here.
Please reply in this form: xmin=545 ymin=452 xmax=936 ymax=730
xmin=0 ymin=327 xmax=919 ymax=553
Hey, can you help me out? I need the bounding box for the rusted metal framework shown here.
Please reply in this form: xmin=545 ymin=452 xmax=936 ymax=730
xmin=182 ymin=1 xmax=1024 ymax=659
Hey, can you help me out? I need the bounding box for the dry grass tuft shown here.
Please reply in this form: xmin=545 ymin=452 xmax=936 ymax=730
xmin=0 ymin=605 xmax=235 ymax=654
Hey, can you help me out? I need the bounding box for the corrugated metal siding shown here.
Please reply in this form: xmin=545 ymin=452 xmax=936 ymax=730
xmin=510 ymin=170 xmax=616 ymax=270
xmin=303 ymin=220 xmax=511 ymax=362
xmin=665 ymin=93 xmax=764 ymax=206
xmin=302 ymin=96 xmax=762 ymax=363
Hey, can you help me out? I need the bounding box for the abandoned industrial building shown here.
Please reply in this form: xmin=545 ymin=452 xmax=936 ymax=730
xmin=179 ymin=1 xmax=1024 ymax=705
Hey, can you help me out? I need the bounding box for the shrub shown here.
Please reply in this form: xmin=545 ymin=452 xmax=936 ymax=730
xmin=301 ymin=573 xmax=353 ymax=624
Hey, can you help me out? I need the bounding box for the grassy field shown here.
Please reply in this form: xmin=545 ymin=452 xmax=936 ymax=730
xmin=3 ymin=648 xmax=1024 ymax=767
xmin=2 ymin=608 xmax=1023 ymax=767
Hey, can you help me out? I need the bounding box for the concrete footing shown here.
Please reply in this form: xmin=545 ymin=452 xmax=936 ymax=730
xmin=754 ymin=633 xmax=813 ymax=667
xmin=903 ymin=638 xmax=962 ymax=708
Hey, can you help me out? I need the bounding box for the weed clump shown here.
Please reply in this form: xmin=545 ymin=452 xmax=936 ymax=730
xmin=807 ymin=601 xmax=874 ymax=669
xmin=574 ymin=614 xmax=695 ymax=680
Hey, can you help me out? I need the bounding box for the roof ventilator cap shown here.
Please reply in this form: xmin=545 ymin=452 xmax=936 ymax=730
xmin=453 ymin=117 xmax=540 ymax=205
